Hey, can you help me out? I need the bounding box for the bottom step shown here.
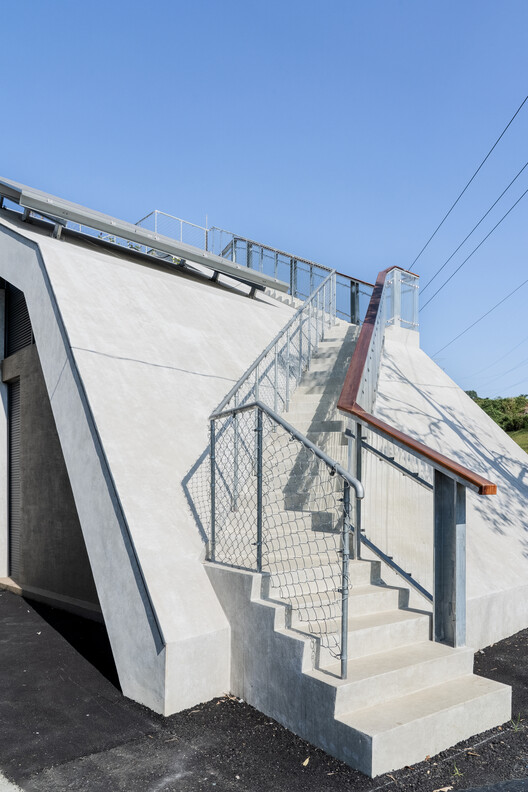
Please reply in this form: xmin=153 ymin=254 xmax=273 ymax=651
xmin=338 ymin=673 xmax=512 ymax=777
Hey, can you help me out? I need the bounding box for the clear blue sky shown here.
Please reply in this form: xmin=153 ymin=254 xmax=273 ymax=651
xmin=2 ymin=1 xmax=527 ymax=397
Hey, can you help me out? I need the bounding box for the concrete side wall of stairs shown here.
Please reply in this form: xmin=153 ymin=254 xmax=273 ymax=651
xmin=207 ymin=320 xmax=511 ymax=776
xmin=206 ymin=562 xmax=510 ymax=777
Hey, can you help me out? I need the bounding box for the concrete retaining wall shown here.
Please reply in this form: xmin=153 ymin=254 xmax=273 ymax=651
xmin=0 ymin=212 xmax=295 ymax=714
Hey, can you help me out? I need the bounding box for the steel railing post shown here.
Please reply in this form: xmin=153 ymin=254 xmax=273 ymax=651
xmin=232 ymin=394 xmax=239 ymax=511
xmin=321 ymin=284 xmax=326 ymax=341
xmin=256 ymin=408 xmax=263 ymax=572
xmin=392 ymin=268 xmax=401 ymax=327
xmin=285 ymin=328 xmax=291 ymax=411
xmin=307 ymin=303 xmax=312 ymax=361
xmin=354 ymin=421 xmax=363 ymax=559
xmin=433 ymin=472 xmax=466 ymax=647
xmin=341 ymin=481 xmax=350 ymax=680
xmin=413 ymin=275 xmax=419 ymax=329
xmin=209 ymin=419 xmax=216 ymax=561
xmin=298 ymin=318 xmax=303 ymax=381
xmin=274 ymin=345 xmax=279 ymax=414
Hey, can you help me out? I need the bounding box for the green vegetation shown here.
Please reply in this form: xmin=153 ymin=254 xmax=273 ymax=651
xmin=509 ymin=429 xmax=528 ymax=453
xmin=466 ymin=391 xmax=528 ymax=452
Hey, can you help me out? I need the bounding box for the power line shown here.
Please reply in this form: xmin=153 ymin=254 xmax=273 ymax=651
xmin=409 ymin=94 xmax=528 ymax=271
xmin=465 ymin=332 xmax=528 ymax=379
xmin=420 ymin=186 xmax=528 ymax=311
xmin=470 ymin=354 xmax=528 ymax=389
xmin=421 ymin=160 xmax=528 ymax=295
xmin=432 ymin=275 xmax=528 ymax=357
xmin=488 ymin=375 xmax=528 ymax=396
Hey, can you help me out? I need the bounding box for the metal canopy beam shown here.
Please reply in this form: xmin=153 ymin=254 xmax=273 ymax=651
xmin=0 ymin=177 xmax=289 ymax=294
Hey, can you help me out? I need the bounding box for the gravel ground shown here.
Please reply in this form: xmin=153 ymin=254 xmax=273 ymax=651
xmin=0 ymin=589 xmax=526 ymax=792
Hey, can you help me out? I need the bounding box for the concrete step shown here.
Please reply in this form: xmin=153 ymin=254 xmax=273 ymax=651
xmin=338 ymin=674 xmax=511 ymax=777
xmin=265 ymin=558 xmax=380 ymax=585
xmin=267 ymin=559 xmax=380 ymax=589
xmin=314 ymin=608 xmax=431 ymax=665
xmin=318 ymin=641 xmax=475 ymax=713
xmin=289 ymin=584 xmax=405 ymax=623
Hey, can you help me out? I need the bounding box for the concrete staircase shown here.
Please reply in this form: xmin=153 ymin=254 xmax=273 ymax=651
xmin=207 ymin=318 xmax=511 ymax=777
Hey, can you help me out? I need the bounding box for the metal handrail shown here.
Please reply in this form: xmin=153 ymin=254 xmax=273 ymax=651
xmin=211 ymin=269 xmax=336 ymax=418
xmin=212 ymin=400 xmax=364 ymax=499
xmin=212 ymin=228 xmax=375 ymax=288
xmin=338 ymin=265 xmax=497 ymax=648
xmin=338 ymin=266 xmax=496 ymax=495
xmin=209 ymin=399 xmax=364 ymax=678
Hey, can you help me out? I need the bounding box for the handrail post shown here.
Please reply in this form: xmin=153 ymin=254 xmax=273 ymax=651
xmin=322 ymin=283 xmax=327 ymax=340
xmin=256 ymin=407 xmax=264 ymax=573
xmin=209 ymin=419 xmax=216 ymax=561
xmin=341 ymin=481 xmax=350 ymax=679
xmin=285 ymin=328 xmax=291 ymax=411
xmin=331 ymin=273 xmax=336 ymax=326
xmin=433 ymin=472 xmax=466 ymax=647
xmin=392 ymin=268 xmax=401 ymax=327
xmin=307 ymin=303 xmax=312 ymax=361
xmin=290 ymin=257 xmax=296 ymax=297
xmin=273 ymin=345 xmax=279 ymax=419
xmin=298 ymin=318 xmax=303 ymax=381
xmin=232 ymin=393 xmax=239 ymax=511
xmin=412 ymin=274 xmax=419 ymax=329
xmin=353 ymin=421 xmax=362 ymax=559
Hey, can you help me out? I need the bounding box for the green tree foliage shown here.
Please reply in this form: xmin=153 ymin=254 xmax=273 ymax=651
xmin=466 ymin=391 xmax=528 ymax=432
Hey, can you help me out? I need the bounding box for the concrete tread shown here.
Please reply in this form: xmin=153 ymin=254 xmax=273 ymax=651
xmin=317 ymin=640 xmax=472 ymax=682
xmin=338 ymin=673 xmax=510 ymax=734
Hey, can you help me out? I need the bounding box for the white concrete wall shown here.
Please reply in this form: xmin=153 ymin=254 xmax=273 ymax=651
xmin=0 ymin=213 xmax=295 ymax=713
xmin=370 ymin=325 xmax=528 ymax=649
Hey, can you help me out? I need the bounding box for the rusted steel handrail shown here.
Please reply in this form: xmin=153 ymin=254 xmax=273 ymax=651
xmin=337 ymin=266 xmax=496 ymax=496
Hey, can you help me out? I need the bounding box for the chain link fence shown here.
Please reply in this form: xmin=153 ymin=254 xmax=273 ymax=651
xmin=209 ymin=403 xmax=362 ymax=674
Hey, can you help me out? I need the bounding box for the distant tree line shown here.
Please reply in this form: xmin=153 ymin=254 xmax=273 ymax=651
xmin=465 ymin=391 xmax=528 ymax=432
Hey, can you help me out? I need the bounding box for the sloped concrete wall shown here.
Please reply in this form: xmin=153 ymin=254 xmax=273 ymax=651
xmin=371 ymin=326 xmax=528 ymax=649
xmin=0 ymin=213 xmax=295 ymax=713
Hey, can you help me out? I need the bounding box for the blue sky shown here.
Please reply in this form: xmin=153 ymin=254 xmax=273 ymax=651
xmin=2 ymin=1 xmax=527 ymax=397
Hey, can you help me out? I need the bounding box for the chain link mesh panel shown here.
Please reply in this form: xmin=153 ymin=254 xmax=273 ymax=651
xmin=211 ymin=406 xmax=351 ymax=662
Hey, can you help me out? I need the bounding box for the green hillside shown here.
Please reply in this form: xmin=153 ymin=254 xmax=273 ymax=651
xmin=465 ymin=391 xmax=528 ymax=453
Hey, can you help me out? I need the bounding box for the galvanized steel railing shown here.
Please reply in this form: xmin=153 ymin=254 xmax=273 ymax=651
xmin=208 ymin=229 xmax=373 ymax=325
xmin=338 ymin=266 xmax=496 ymax=648
xmin=135 ymin=209 xmax=209 ymax=251
xmin=207 ymin=400 xmax=363 ymax=679
xmin=212 ymin=270 xmax=337 ymax=418
xmin=133 ymin=212 xmax=374 ymax=323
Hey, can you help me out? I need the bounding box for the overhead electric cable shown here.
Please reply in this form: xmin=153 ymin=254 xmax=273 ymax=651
xmin=420 ymin=186 xmax=528 ymax=311
xmin=409 ymin=94 xmax=528 ymax=271
xmin=432 ymin=275 xmax=528 ymax=357
xmin=466 ymin=332 xmax=528 ymax=378
xmin=471 ymin=354 xmax=528 ymax=389
xmin=421 ymin=160 xmax=528 ymax=294
xmin=490 ymin=375 xmax=528 ymax=394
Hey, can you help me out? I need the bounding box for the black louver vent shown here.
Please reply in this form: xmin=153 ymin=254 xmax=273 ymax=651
xmin=6 ymin=283 xmax=33 ymax=357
